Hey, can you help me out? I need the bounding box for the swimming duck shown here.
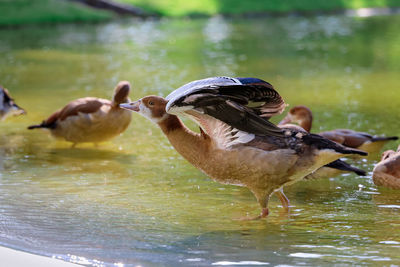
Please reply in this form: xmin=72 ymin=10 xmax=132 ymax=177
xmin=372 ymin=145 xmax=400 ymax=189
xmin=121 ymin=77 xmax=367 ymax=219
xmin=279 ymin=105 xmax=398 ymax=154
xmin=28 ymin=81 xmax=132 ymax=146
xmin=0 ymin=86 xmax=26 ymax=120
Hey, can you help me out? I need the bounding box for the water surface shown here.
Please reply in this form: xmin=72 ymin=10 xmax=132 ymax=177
xmin=0 ymin=15 xmax=399 ymax=266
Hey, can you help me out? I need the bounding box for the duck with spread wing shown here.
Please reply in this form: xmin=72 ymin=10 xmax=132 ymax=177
xmin=121 ymin=77 xmax=367 ymax=219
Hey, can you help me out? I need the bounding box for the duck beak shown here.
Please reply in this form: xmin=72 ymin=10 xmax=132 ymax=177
xmin=119 ymin=100 xmax=140 ymax=112
xmin=13 ymin=104 xmax=26 ymax=115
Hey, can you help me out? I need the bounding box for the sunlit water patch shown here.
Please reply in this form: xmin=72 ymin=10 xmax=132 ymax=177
xmin=0 ymin=14 xmax=399 ymax=266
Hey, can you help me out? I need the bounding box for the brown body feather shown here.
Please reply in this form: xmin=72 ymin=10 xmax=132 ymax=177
xmin=28 ymin=81 xmax=132 ymax=145
xmin=121 ymin=96 xmax=366 ymax=218
xmin=158 ymin=114 xmax=332 ymax=209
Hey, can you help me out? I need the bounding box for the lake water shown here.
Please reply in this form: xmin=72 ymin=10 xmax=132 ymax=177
xmin=0 ymin=14 xmax=399 ymax=266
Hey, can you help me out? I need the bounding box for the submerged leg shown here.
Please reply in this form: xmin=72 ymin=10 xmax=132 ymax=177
xmin=236 ymin=207 xmax=269 ymax=221
xmin=236 ymin=191 xmax=271 ymax=221
xmin=250 ymin=195 xmax=270 ymax=220
xmin=275 ymin=188 xmax=290 ymax=212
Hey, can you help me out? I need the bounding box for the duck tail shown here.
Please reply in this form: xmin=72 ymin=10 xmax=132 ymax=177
xmin=371 ymin=136 xmax=398 ymax=142
xmin=27 ymin=121 xmax=55 ymax=130
xmin=325 ymin=160 xmax=367 ymax=176
xmin=303 ymin=133 xmax=368 ymax=156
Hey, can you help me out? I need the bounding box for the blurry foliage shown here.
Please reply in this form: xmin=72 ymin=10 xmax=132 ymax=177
xmin=1 ymin=0 xmax=400 ymax=25
xmin=0 ymin=0 xmax=112 ymax=26
xmin=118 ymin=0 xmax=400 ymax=16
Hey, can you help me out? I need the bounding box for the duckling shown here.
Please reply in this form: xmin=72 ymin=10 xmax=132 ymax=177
xmin=28 ymin=81 xmax=132 ymax=147
xmin=372 ymin=145 xmax=400 ymax=189
xmin=279 ymin=105 xmax=398 ymax=154
xmin=121 ymin=77 xmax=367 ymax=219
xmin=0 ymin=86 xmax=25 ymax=120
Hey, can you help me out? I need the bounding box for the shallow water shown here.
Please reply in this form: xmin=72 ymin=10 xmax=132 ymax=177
xmin=0 ymin=15 xmax=400 ymax=266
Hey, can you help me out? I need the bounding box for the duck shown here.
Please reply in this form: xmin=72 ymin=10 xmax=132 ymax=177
xmin=120 ymin=77 xmax=367 ymax=219
xmin=0 ymin=86 xmax=26 ymax=120
xmin=279 ymin=105 xmax=398 ymax=154
xmin=276 ymin=119 xmax=366 ymax=208
xmin=372 ymin=145 xmax=400 ymax=189
xmin=278 ymin=111 xmax=366 ymax=180
xmin=28 ymin=81 xmax=132 ymax=147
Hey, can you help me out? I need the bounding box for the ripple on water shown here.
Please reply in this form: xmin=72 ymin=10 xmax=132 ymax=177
xmin=378 ymin=205 xmax=400 ymax=209
xmin=212 ymin=261 xmax=270 ymax=266
xmin=379 ymin=241 xmax=400 ymax=245
xmin=289 ymin=253 xmax=323 ymax=259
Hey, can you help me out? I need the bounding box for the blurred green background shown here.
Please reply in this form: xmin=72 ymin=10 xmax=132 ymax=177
xmin=1 ymin=0 xmax=400 ymax=25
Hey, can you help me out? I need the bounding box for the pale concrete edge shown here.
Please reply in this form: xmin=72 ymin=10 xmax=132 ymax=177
xmin=0 ymin=245 xmax=82 ymax=266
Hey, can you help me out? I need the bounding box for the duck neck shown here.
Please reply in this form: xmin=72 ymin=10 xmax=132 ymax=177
xmin=157 ymin=114 xmax=211 ymax=165
xmin=298 ymin=117 xmax=312 ymax=132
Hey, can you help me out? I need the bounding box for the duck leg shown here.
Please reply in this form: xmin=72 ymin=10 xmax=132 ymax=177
xmin=235 ymin=190 xmax=271 ymax=221
xmin=275 ymin=188 xmax=290 ymax=212
xmin=246 ymin=191 xmax=271 ymax=220
xmin=237 ymin=207 xmax=269 ymax=221
xmin=253 ymin=195 xmax=270 ymax=220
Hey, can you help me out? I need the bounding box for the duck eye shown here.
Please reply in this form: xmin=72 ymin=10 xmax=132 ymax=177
xmin=148 ymin=101 xmax=154 ymax=106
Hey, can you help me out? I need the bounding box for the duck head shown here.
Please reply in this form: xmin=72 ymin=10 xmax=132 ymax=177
xmin=381 ymin=148 xmax=398 ymax=161
xmin=112 ymin=81 xmax=131 ymax=107
xmin=120 ymin=95 xmax=169 ymax=123
xmin=280 ymin=105 xmax=312 ymax=132
xmin=0 ymin=86 xmax=26 ymax=120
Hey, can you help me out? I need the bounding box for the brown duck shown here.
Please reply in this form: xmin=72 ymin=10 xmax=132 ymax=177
xmin=373 ymin=145 xmax=400 ymax=189
xmin=28 ymin=81 xmax=132 ymax=146
xmin=279 ymin=105 xmax=398 ymax=155
xmin=121 ymin=77 xmax=367 ymax=219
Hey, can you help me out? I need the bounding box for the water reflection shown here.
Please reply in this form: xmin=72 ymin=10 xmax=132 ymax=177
xmin=202 ymin=16 xmax=238 ymax=76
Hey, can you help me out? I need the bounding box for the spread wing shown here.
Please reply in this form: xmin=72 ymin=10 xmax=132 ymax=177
xmin=166 ymin=76 xmax=286 ymax=140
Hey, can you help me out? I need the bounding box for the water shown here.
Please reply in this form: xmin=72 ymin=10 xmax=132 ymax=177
xmin=0 ymin=14 xmax=400 ymax=266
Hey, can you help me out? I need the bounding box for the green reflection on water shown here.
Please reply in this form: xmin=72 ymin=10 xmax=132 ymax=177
xmin=0 ymin=15 xmax=399 ymax=266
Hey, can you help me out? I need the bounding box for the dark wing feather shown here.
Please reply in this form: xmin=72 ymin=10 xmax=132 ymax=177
xmin=166 ymin=76 xmax=241 ymax=103
xmin=325 ymin=160 xmax=366 ymax=176
xmin=302 ymin=133 xmax=368 ymax=156
xmin=166 ymin=77 xmax=286 ymax=137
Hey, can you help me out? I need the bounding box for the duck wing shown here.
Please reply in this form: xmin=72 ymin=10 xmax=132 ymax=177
xmin=28 ymin=97 xmax=109 ymax=129
xmin=166 ymin=76 xmax=286 ymax=138
xmin=324 ymin=159 xmax=366 ymax=176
